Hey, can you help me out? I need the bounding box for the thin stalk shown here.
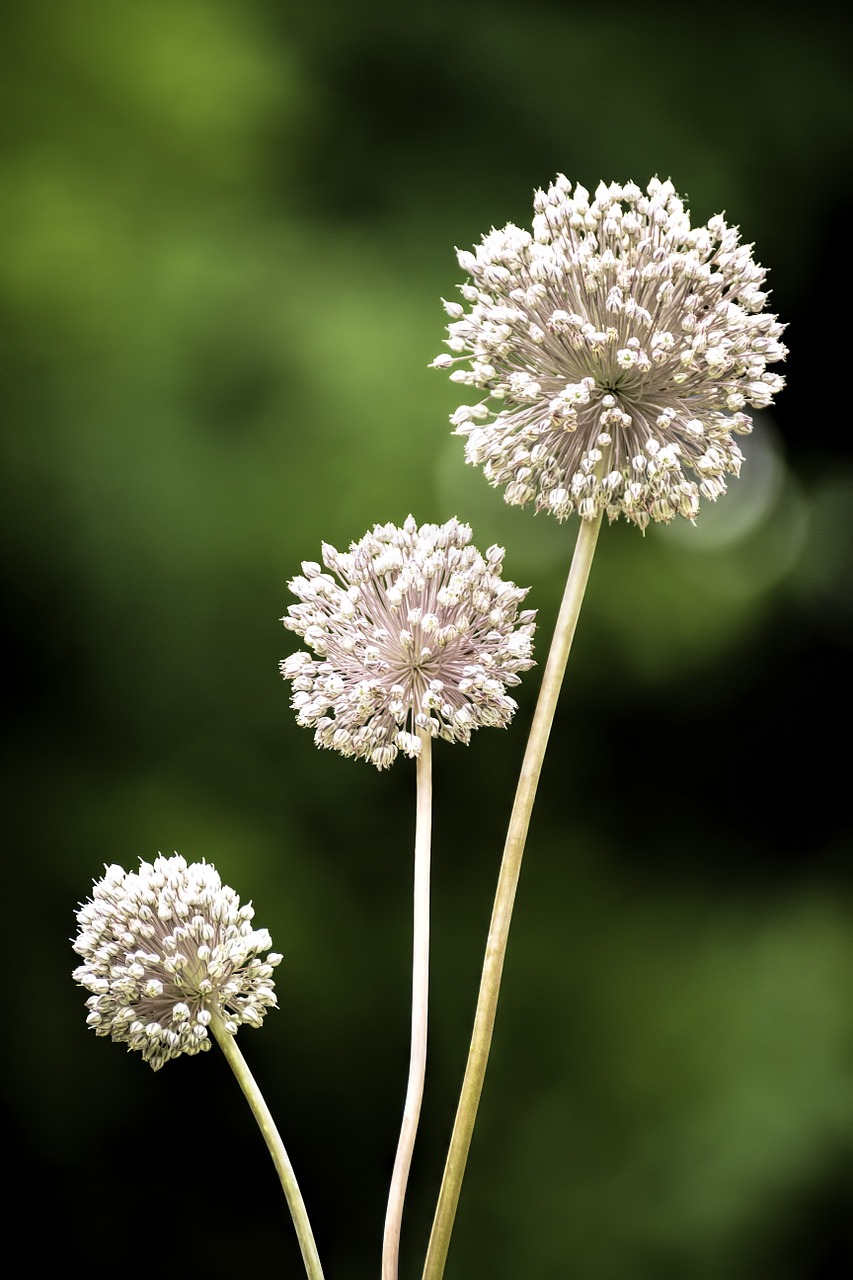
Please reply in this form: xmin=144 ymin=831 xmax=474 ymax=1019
xmin=383 ymin=729 xmax=434 ymax=1280
xmin=209 ymin=1011 xmax=325 ymax=1280
xmin=421 ymin=505 xmax=606 ymax=1280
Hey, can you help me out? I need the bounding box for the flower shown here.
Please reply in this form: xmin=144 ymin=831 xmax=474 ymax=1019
xmin=433 ymin=176 xmax=787 ymax=530
xmin=73 ymin=854 xmax=282 ymax=1071
xmin=280 ymin=515 xmax=536 ymax=769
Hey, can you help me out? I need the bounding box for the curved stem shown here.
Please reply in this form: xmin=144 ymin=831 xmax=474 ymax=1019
xmin=383 ymin=729 xmax=434 ymax=1280
xmin=209 ymin=1012 xmax=325 ymax=1280
xmin=421 ymin=507 xmax=606 ymax=1280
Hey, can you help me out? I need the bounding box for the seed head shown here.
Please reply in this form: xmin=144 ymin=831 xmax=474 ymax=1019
xmin=434 ymin=176 xmax=787 ymax=530
xmin=72 ymin=854 xmax=282 ymax=1070
xmin=280 ymin=515 xmax=536 ymax=769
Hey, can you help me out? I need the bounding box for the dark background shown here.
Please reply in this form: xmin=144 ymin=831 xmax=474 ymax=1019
xmin=3 ymin=2 xmax=852 ymax=1277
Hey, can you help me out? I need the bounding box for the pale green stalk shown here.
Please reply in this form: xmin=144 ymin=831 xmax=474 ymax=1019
xmin=421 ymin=505 xmax=606 ymax=1280
xmin=209 ymin=1011 xmax=325 ymax=1280
xmin=383 ymin=729 xmax=433 ymax=1280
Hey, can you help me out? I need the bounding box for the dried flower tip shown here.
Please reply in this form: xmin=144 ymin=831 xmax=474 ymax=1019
xmin=72 ymin=854 xmax=282 ymax=1071
xmin=436 ymin=176 xmax=787 ymax=530
xmin=280 ymin=515 xmax=536 ymax=769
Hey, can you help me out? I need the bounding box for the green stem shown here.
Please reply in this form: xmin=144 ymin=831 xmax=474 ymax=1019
xmin=383 ymin=730 xmax=433 ymax=1280
xmin=421 ymin=507 xmax=606 ymax=1280
xmin=209 ymin=1012 xmax=325 ymax=1280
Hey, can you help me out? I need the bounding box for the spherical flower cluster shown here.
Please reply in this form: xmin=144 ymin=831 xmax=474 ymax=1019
xmin=433 ymin=176 xmax=787 ymax=530
xmin=73 ymin=855 xmax=282 ymax=1071
xmin=280 ymin=515 xmax=536 ymax=770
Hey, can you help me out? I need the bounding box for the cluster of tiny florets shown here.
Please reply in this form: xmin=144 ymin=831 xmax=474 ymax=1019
xmin=72 ymin=855 xmax=282 ymax=1070
xmin=280 ymin=515 xmax=536 ymax=769
xmin=433 ymin=176 xmax=787 ymax=530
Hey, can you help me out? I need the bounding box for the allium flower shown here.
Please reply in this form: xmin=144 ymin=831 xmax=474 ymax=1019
xmin=280 ymin=515 xmax=536 ymax=769
xmin=73 ymin=854 xmax=282 ymax=1071
xmin=433 ymin=176 xmax=787 ymax=530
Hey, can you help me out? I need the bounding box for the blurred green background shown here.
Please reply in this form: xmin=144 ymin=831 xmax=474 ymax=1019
xmin=3 ymin=1 xmax=852 ymax=1276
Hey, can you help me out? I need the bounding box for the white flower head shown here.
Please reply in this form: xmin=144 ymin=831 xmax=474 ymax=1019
xmin=435 ymin=176 xmax=787 ymax=530
xmin=280 ymin=515 xmax=536 ymax=769
xmin=73 ymin=855 xmax=282 ymax=1071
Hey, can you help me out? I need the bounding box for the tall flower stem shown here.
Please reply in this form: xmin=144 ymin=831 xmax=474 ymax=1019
xmin=383 ymin=729 xmax=434 ymax=1280
xmin=209 ymin=1012 xmax=325 ymax=1280
xmin=421 ymin=506 xmax=605 ymax=1280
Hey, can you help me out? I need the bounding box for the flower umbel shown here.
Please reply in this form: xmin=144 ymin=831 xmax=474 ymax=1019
xmin=434 ymin=176 xmax=787 ymax=529
xmin=73 ymin=854 xmax=282 ymax=1070
xmin=280 ymin=515 xmax=536 ymax=769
